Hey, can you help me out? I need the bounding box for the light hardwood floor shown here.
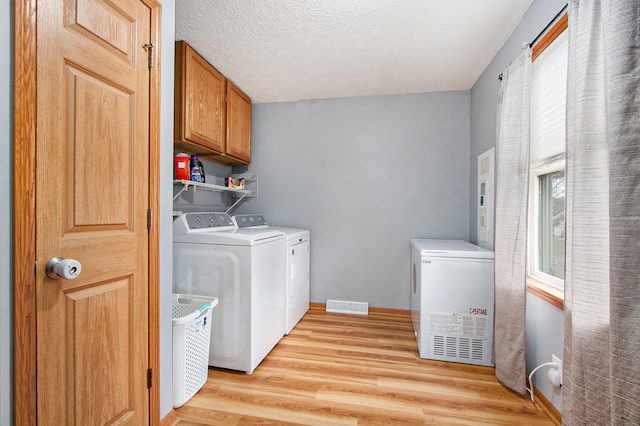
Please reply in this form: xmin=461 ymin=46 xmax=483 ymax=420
xmin=172 ymin=306 xmax=554 ymax=425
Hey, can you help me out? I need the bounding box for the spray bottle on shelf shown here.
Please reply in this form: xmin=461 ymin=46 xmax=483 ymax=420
xmin=189 ymin=155 xmax=205 ymax=183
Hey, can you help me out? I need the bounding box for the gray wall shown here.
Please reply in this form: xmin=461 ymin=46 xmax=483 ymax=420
xmin=234 ymin=92 xmax=471 ymax=309
xmin=526 ymin=294 xmax=564 ymax=411
xmin=1 ymin=0 xmax=12 ymax=423
xmin=469 ymin=0 xmax=567 ymax=413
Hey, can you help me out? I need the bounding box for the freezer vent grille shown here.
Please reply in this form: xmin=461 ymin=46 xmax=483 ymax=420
xmin=432 ymin=335 xmax=485 ymax=361
xmin=459 ymin=338 xmax=471 ymax=359
xmin=446 ymin=337 xmax=457 ymax=357
xmin=326 ymin=299 xmax=368 ymax=315
xmin=433 ymin=335 xmax=444 ymax=354
xmin=472 ymin=339 xmax=484 ymax=360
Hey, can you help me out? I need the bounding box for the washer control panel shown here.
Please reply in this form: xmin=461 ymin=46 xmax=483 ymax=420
xmin=233 ymin=214 xmax=268 ymax=228
xmin=185 ymin=212 xmax=234 ymax=229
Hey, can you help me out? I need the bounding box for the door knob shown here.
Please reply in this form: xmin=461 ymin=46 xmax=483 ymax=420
xmin=46 ymin=257 xmax=82 ymax=280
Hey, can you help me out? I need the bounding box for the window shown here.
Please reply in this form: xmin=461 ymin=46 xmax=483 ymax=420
xmin=527 ymin=13 xmax=567 ymax=304
xmin=529 ymin=161 xmax=565 ymax=289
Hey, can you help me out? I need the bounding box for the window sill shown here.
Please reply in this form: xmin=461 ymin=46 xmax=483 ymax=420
xmin=526 ymin=276 xmax=564 ymax=310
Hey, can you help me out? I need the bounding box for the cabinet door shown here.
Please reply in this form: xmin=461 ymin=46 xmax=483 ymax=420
xmin=175 ymin=41 xmax=225 ymax=154
xmin=226 ymin=81 xmax=252 ymax=164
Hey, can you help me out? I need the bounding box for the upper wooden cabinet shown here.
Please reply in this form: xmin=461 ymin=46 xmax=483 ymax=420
xmin=226 ymin=80 xmax=252 ymax=164
xmin=174 ymin=40 xmax=252 ymax=165
xmin=174 ymin=41 xmax=226 ymax=155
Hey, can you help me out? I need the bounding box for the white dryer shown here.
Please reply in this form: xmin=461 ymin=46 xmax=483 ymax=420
xmin=410 ymin=239 xmax=494 ymax=367
xmin=233 ymin=214 xmax=310 ymax=334
xmin=173 ymin=212 xmax=286 ymax=374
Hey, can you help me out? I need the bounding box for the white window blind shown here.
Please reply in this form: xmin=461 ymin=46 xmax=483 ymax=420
xmin=530 ymin=30 xmax=568 ymax=165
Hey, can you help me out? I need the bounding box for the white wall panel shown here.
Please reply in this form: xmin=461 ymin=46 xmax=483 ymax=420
xmin=159 ymin=0 xmax=176 ymax=419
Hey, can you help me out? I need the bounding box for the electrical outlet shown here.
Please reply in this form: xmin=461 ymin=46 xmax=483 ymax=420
xmin=552 ymin=354 xmax=563 ymax=386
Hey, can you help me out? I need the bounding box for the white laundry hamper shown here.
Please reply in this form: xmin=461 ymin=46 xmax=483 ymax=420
xmin=172 ymin=294 xmax=218 ymax=408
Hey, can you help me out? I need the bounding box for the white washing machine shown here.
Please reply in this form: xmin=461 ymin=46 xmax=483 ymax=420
xmin=410 ymin=239 xmax=494 ymax=366
xmin=173 ymin=212 xmax=286 ymax=374
xmin=232 ymin=214 xmax=310 ymax=334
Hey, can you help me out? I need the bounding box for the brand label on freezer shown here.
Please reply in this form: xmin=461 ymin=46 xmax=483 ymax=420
xmin=429 ymin=311 xmax=488 ymax=338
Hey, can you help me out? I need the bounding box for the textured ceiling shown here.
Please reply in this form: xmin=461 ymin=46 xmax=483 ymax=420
xmin=175 ymin=0 xmax=533 ymax=104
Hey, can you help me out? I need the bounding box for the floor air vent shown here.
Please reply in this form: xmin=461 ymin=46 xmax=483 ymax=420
xmin=326 ymin=299 xmax=368 ymax=315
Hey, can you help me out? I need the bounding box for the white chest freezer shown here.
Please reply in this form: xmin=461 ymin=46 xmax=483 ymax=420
xmin=410 ymin=239 xmax=495 ymax=366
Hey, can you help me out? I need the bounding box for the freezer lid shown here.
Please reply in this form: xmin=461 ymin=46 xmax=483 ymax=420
xmin=410 ymin=239 xmax=494 ymax=259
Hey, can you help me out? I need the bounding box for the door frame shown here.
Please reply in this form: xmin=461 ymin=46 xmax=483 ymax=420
xmin=12 ymin=0 xmax=162 ymax=424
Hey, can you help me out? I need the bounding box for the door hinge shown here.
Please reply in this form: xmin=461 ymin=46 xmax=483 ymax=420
xmin=147 ymin=209 xmax=153 ymax=230
xmin=143 ymin=43 xmax=155 ymax=69
xmin=147 ymin=368 xmax=153 ymax=389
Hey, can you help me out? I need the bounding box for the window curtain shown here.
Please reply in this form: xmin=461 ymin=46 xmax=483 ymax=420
xmin=563 ymin=0 xmax=640 ymax=424
xmin=493 ymin=47 xmax=531 ymax=395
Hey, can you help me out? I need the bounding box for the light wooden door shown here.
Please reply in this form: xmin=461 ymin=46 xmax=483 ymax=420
xmin=36 ymin=0 xmax=152 ymax=424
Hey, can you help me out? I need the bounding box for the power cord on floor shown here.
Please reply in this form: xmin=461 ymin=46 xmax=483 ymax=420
xmin=526 ymin=362 xmax=558 ymax=402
